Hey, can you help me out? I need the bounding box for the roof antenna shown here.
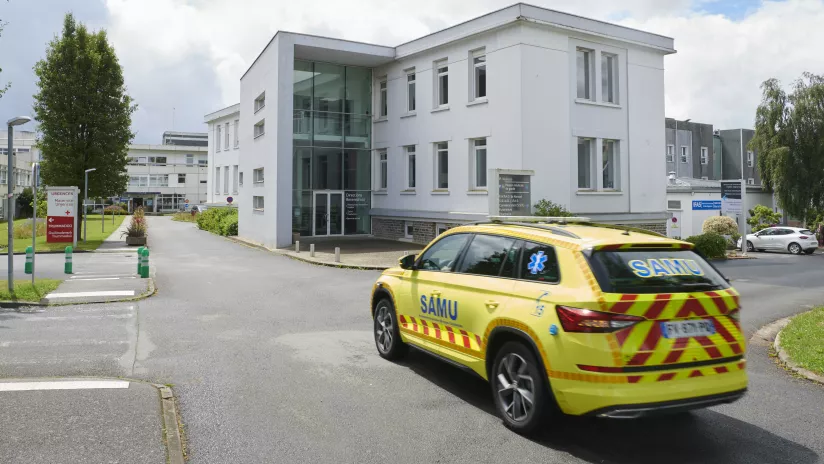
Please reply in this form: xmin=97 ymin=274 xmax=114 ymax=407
xmin=622 ymin=228 xmax=631 ymax=236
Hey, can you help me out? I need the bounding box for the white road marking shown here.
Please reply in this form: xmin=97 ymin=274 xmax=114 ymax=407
xmin=45 ymin=290 xmax=135 ymax=298
xmin=69 ymin=277 xmax=122 ymax=281
xmin=70 ymin=274 xmax=135 ymax=279
xmin=0 ymin=380 xmax=129 ymax=392
xmin=23 ymin=314 xmax=133 ymax=321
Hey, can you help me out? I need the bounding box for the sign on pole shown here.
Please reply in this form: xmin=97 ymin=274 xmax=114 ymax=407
xmin=667 ymin=211 xmax=682 ymax=238
xmin=721 ymin=181 xmax=742 ymax=215
xmin=489 ymin=169 xmax=534 ymax=217
xmin=691 ymin=200 xmax=721 ymax=211
xmin=46 ymin=187 xmax=79 ymax=244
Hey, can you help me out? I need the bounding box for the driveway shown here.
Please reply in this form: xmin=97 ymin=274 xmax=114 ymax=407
xmin=2 ymin=217 xmax=822 ymax=463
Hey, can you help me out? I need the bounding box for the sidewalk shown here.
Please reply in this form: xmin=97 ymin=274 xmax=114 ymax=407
xmin=0 ymin=379 xmax=166 ymax=463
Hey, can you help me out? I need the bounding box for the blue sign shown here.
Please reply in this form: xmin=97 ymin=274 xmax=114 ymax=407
xmin=692 ymin=200 xmax=721 ymax=211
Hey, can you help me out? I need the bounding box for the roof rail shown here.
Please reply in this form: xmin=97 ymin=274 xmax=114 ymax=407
xmin=488 ymin=215 xmax=592 ymax=224
xmin=469 ymin=221 xmax=581 ymax=239
xmin=587 ymin=222 xmax=667 ymax=238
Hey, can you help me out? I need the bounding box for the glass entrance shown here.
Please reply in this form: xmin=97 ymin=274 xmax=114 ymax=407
xmin=313 ymin=191 xmax=343 ymax=236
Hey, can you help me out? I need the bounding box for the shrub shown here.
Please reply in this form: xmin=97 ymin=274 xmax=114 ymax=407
xmin=702 ymin=216 xmax=738 ymax=235
xmin=122 ymin=215 xmax=147 ymax=238
xmin=133 ymin=207 xmax=145 ymax=219
xmin=686 ymin=233 xmax=727 ymax=259
xmin=196 ymin=207 xmax=238 ymax=236
xmin=13 ymin=220 xmax=46 ymax=239
xmin=171 ymin=212 xmax=197 ymax=223
xmin=747 ymin=204 xmax=782 ymax=232
xmin=104 ymin=204 xmax=127 ymax=215
xmin=219 ymin=214 xmax=238 ymax=236
xmin=533 ymin=199 xmax=573 ymax=217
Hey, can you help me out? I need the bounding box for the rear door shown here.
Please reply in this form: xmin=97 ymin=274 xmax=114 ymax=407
xmin=587 ymin=249 xmax=744 ymax=373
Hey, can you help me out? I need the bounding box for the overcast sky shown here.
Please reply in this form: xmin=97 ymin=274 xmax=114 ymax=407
xmin=1 ymin=0 xmax=820 ymax=143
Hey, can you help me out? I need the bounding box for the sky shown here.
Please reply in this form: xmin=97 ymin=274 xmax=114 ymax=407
xmin=0 ymin=0 xmax=821 ymax=143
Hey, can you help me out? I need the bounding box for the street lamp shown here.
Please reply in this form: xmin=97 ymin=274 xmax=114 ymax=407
xmin=7 ymin=116 xmax=32 ymax=293
xmin=84 ymin=168 xmax=96 ymax=243
xmin=30 ymin=162 xmax=39 ymax=286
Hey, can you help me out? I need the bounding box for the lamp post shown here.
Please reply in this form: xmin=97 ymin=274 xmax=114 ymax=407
xmin=6 ymin=116 xmax=32 ymax=293
xmin=31 ymin=162 xmax=39 ymax=286
xmin=83 ymin=168 xmax=96 ymax=243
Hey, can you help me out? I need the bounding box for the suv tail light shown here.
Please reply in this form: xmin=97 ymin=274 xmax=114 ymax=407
xmin=799 ymin=235 xmax=809 ymax=240
xmin=556 ymin=306 xmax=645 ymax=333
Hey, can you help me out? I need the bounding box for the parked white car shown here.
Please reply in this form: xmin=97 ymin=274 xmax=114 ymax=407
xmin=737 ymin=227 xmax=819 ymax=255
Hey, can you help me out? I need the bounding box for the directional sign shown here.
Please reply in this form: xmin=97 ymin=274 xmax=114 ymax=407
xmin=692 ymin=200 xmax=722 ymax=211
xmin=46 ymin=187 xmax=78 ymax=243
xmin=721 ymin=181 xmax=742 ymax=214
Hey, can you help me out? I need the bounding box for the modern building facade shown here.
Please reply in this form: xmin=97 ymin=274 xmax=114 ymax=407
xmin=218 ymin=4 xmax=675 ymax=248
xmin=665 ymin=118 xmax=716 ymax=180
xmin=719 ymin=129 xmax=760 ymax=186
xmin=162 ymin=131 xmax=208 ymax=147
xmin=125 ymin=138 xmax=208 ymax=212
xmin=204 ymin=104 xmax=241 ymax=205
xmin=0 ymin=130 xmax=38 ymax=218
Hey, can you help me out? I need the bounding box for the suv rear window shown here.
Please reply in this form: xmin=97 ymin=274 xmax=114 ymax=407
xmin=586 ymin=249 xmax=729 ymax=294
xmin=800 ymin=229 xmax=814 ymax=235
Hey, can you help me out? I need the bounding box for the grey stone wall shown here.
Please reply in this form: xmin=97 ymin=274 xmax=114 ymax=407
xmin=371 ymin=218 xmax=405 ymax=240
xmin=412 ymin=222 xmax=436 ymax=244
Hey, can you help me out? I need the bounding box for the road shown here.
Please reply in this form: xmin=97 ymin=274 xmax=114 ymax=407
xmin=1 ymin=217 xmax=822 ymax=463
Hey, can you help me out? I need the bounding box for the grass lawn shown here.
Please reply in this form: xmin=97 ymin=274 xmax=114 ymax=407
xmin=781 ymin=306 xmax=824 ymax=376
xmin=171 ymin=212 xmax=197 ymax=223
xmin=0 ymin=279 xmax=62 ymax=302
xmin=0 ymin=214 xmax=126 ymax=254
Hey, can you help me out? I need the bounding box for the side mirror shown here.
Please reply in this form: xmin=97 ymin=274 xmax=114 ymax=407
xmin=399 ymin=254 xmax=417 ymax=270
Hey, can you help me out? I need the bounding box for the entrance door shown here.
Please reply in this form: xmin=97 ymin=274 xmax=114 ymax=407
xmin=313 ymin=191 xmax=343 ymax=236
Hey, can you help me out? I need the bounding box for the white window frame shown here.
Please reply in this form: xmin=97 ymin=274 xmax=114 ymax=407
xmin=234 ymin=119 xmax=239 ymax=148
xmin=224 ymin=122 xmax=230 ymax=150
xmin=239 ymin=171 xmax=244 ymax=187
xmin=700 ymin=146 xmax=709 ymax=165
xmin=680 ymin=146 xmax=688 ymax=163
xmin=470 ymin=138 xmax=487 ymax=189
xmin=436 ymin=223 xmax=449 ymax=235
xmin=215 ymin=126 xmax=221 ymax=152
xmin=576 ymin=48 xmax=594 ymax=100
xmin=667 ymin=200 xmax=682 ymax=210
xmin=747 ymin=178 xmax=755 ymax=185
xmin=434 ymin=142 xmax=449 ymax=190
xmin=471 ymin=49 xmax=487 ymax=101
xmin=601 ymin=139 xmax=620 ymax=191
xmin=232 ymin=165 xmax=239 ymax=194
xmin=666 ymin=144 xmax=675 ymax=163
xmin=253 ymin=196 xmax=264 ymax=211
xmin=254 ymin=92 xmax=265 ymax=113
xmin=601 ymin=52 xmax=618 ymax=104
xmin=577 ymin=137 xmax=595 ymax=190
xmin=214 ymin=167 xmax=221 ymax=193
xmin=747 ymin=150 xmax=754 ymax=167
xmin=253 ymin=167 xmax=264 ymax=184
xmin=435 ymin=59 xmax=449 ymax=108
xmin=377 ymin=149 xmax=388 ymax=190
xmin=186 ymin=154 xmax=194 ymax=166
xmin=254 ymin=120 xmax=265 ymax=139
xmin=404 ymin=221 xmax=414 ymax=239
xmin=378 ymin=78 xmax=388 ymax=118
xmin=406 ymin=69 xmax=416 ymax=113
xmin=223 ymin=166 xmax=230 ymax=194
xmin=405 ymin=145 xmax=416 ymax=190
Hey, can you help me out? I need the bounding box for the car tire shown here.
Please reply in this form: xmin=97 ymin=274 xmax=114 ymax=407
xmin=746 ymin=241 xmax=754 ymax=252
xmin=373 ymin=297 xmax=407 ymax=360
xmin=804 ymin=249 xmax=815 ymax=255
xmin=788 ymin=243 xmax=802 ymax=255
xmin=491 ymin=341 xmax=552 ymax=434
xmin=757 ymin=249 xmax=766 ymax=252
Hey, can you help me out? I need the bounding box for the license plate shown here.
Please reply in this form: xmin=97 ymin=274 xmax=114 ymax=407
xmin=661 ymin=319 xmax=716 ymax=339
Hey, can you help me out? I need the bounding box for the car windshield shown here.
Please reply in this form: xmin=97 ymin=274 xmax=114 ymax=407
xmin=587 ymin=249 xmax=730 ymax=294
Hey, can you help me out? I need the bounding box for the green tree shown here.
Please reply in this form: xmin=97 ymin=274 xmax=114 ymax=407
xmin=30 ymin=188 xmax=46 ymax=218
xmin=747 ymin=205 xmax=783 ymax=232
xmin=16 ymin=187 xmax=33 ymax=218
xmin=751 ymin=73 xmax=824 ymax=220
xmin=533 ymin=199 xmax=573 ymax=217
xmin=33 ymin=13 xmax=135 ymax=221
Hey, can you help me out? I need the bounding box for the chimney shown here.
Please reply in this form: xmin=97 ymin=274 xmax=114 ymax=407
xmin=668 ymin=171 xmax=677 ymax=185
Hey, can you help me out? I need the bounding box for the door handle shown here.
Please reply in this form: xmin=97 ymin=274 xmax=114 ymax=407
xmin=431 ymin=290 xmax=442 ymax=297
xmin=485 ymin=300 xmax=499 ymax=309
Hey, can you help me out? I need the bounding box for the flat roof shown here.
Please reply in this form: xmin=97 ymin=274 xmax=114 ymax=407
xmin=129 ymin=144 xmax=208 ymax=152
xmin=204 ymin=103 xmax=240 ymax=123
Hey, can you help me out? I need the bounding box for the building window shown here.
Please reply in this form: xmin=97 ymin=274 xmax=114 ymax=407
xmin=378 ymin=150 xmax=388 ymax=190
xmin=214 ymin=167 xmax=220 ymax=193
xmin=472 ymin=49 xmax=486 ymax=100
xmin=223 ymin=167 xmax=229 ymax=194
xmin=680 ymin=146 xmax=688 ymax=163
xmin=178 ymin=174 xmax=186 ymax=184
xmin=254 ymin=120 xmax=265 ymax=138
xmin=435 ymin=60 xmax=448 ymax=107
xmin=239 ymin=171 xmax=244 ymax=187
xmin=577 ymin=138 xmax=594 ymax=189
xmin=254 ymin=92 xmax=265 ymax=112
xmin=747 ymin=150 xmax=754 ymax=167
xmin=602 ymin=139 xmax=619 ymax=190
xmin=701 ymin=176 xmax=709 ymax=180
xmin=200 ymin=180 xmax=207 ymax=184
xmin=149 ymin=175 xmax=168 ymax=187
xmin=406 ymin=70 xmax=416 ymax=112
xmin=404 ymin=221 xmax=414 ymax=239
xmin=224 ymin=123 xmax=230 ymax=150
xmin=666 ymin=145 xmax=674 ymax=162
xmin=667 ymin=200 xmax=681 ymax=209
xmin=216 ymin=126 xmax=221 ymax=152
xmin=700 ymin=146 xmax=708 ymax=165
xmin=472 ymin=138 xmax=487 ymax=189
xmin=232 ymin=165 xmax=239 ymax=193
xmin=253 ymin=168 xmax=264 ymax=184
xmin=405 ymin=146 xmax=416 ymax=189
xmin=378 ymin=79 xmax=388 ymax=117
xmin=747 ymin=178 xmax=755 ymax=185
xmin=198 ymin=157 xmax=207 ymax=165
xmin=234 ymin=119 xmax=239 ymax=147
xmin=601 ymin=52 xmax=618 ymax=104
xmin=436 ymin=223 xmax=449 ymax=235
xmin=576 ymin=48 xmax=594 ymax=100
xmin=253 ymin=196 xmax=264 ymax=211
xmin=435 ymin=142 xmax=449 ymax=189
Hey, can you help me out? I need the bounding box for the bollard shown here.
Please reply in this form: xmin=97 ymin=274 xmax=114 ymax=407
xmin=295 ymin=241 xmax=300 ymax=253
xmin=140 ymin=248 xmax=150 ymax=278
xmin=24 ymin=246 xmax=33 ymax=274
xmin=310 ymin=243 xmax=315 ymax=257
xmin=335 ymin=247 xmax=341 ymax=263
xmin=137 ymin=246 xmax=145 ymax=274
xmin=64 ymin=246 xmax=73 ymax=274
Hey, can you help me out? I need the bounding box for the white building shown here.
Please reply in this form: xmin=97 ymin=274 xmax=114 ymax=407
xmin=125 ymin=142 xmax=208 ymax=212
xmin=213 ymin=3 xmax=675 ymax=248
xmin=1 ymin=130 xmax=38 ymax=218
xmin=204 ymin=104 xmax=241 ymax=205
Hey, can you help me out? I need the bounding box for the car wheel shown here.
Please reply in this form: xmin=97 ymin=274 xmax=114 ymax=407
xmin=373 ymin=298 xmax=407 ymax=360
xmin=757 ymin=249 xmax=766 ymax=252
xmin=492 ymin=342 xmax=551 ymax=434
xmin=788 ymin=243 xmax=802 ymax=255
xmin=746 ymin=241 xmax=754 ymax=252
xmin=805 ymin=249 xmax=815 ymax=255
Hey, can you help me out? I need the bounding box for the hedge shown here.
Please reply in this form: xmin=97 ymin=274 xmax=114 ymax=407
xmin=196 ymin=207 xmax=238 ymax=236
xmin=686 ymin=232 xmax=727 ymax=259
xmin=702 ymin=216 xmax=738 ymax=235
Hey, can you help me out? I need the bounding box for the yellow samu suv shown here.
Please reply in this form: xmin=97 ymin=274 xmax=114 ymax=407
xmin=370 ymin=218 xmax=746 ymax=433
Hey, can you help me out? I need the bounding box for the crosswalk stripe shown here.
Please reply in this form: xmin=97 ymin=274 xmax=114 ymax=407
xmin=0 ymin=380 xmax=129 ymax=392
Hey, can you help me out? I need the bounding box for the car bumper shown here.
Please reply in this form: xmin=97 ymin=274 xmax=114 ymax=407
xmin=550 ymin=360 xmax=748 ymax=416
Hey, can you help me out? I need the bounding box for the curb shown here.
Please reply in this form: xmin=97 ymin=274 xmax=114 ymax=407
xmin=774 ymin=317 xmax=824 ymax=386
xmin=0 ymin=276 xmax=156 ymax=307
xmin=223 ymin=236 xmax=390 ymax=271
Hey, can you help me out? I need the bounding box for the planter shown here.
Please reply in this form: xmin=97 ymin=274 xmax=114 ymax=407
xmin=126 ymin=236 xmax=147 ymax=246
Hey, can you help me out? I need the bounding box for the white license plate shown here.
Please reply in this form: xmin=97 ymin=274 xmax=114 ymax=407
xmin=661 ymin=319 xmax=716 ymax=339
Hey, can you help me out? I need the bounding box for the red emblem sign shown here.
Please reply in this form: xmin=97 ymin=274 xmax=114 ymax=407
xmin=47 ymin=216 xmax=75 ymax=242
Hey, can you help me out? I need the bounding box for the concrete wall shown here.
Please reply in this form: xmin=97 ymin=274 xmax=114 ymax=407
xmin=665 ymin=119 xmax=715 ymax=179
xmin=206 ymin=108 xmax=241 ymax=205
xmin=666 ymin=187 xmax=776 ymax=237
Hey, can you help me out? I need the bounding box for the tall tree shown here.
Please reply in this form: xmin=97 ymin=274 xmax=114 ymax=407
xmin=751 ymin=73 xmax=824 ymax=221
xmin=33 ymin=13 xmax=135 ymax=207
xmin=0 ymin=14 xmax=10 ymax=99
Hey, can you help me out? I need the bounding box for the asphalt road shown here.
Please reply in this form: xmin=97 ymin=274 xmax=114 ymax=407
xmin=1 ymin=218 xmax=822 ymax=463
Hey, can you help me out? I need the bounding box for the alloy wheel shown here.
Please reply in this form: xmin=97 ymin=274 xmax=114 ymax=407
xmin=375 ymin=304 xmax=394 ymax=354
xmin=789 ymin=243 xmax=801 ymax=255
xmin=747 ymin=241 xmax=754 ymax=252
xmin=496 ymin=353 xmax=536 ymax=422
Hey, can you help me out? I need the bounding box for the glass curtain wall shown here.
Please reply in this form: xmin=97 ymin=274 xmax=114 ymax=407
xmin=293 ymin=60 xmax=372 ymax=236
